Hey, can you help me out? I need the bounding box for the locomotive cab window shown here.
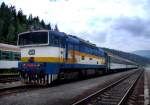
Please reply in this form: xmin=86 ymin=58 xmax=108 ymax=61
xmin=50 ymin=33 xmax=65 ymax=48
xmin=18 ymin=32 xmax=48 ymax=46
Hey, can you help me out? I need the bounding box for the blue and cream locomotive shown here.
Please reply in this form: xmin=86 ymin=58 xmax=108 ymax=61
xmin=17 ymin=30 xmax=138 ymax=85
xmin=17 ymin=30 xmax=107 ymax=84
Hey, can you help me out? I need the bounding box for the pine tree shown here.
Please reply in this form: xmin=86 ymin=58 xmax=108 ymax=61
xmin=54 ymin=24 xmax=59 ymax=31
xmin=47 ymin=23 xmax=52 ymax=30
xmin=7 ymin=24 xmax=15 ymax=43
xmin=41 ymin=19 xmax=45 ymax=29
xmin=0 ymin=2 xmax=59 ymax=44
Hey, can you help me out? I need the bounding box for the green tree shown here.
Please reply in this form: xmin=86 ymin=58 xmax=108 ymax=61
xmin=41 ymin=19 xmax=45 ymax=29
xmin=6 ymin=24 xmax=15 ymax=43
xmin=47 ymin=23 xmax=52 ymax=30
xmin=0 ymin=2 xmax=59 ymax=44
xmin=54 ymin=24 xmax=59 ymax=31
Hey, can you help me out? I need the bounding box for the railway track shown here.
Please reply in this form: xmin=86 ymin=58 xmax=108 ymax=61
xmin=0 ymin=77 xmax=20 ymax=83
xmin=0 ymin=69 xmax=141 ymax=102
xmin=0 ymin=74 xmax=20 ymax=83
xmin=72 ymin=69 xmax=143 ymax=105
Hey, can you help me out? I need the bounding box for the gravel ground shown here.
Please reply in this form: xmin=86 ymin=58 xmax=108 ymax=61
xmin=0 ymin=70 xmax=137 ymax=105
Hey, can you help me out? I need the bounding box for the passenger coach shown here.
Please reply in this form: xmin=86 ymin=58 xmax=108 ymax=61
xmin=0 ymin=43 xmax=20 ymax=71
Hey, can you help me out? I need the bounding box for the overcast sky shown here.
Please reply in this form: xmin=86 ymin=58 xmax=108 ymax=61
xmin=1 ymin=0 xmax=150 ymax=52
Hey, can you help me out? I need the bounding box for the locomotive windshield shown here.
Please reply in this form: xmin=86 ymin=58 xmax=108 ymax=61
xmin=18 ymin=32 xmax=48 ymax=46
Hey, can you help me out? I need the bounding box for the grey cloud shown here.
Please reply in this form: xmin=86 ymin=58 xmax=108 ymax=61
xmin=75 ymin=31 xmax=107 ymax=45
xmin=91 ymin=31 xmax=107 ymax=43
xmin=83 ymin=15 xmax=150 ymax=51
xmin=112 ymin=17 xmax=150 ymax=37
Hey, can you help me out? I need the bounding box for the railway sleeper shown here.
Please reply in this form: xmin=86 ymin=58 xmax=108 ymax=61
xmin=97 ymin=101 xmax=118 ymax=105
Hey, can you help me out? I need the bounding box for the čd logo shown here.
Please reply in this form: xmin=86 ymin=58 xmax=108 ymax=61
xmin=28 ymin=49 xmax=35 ymax=55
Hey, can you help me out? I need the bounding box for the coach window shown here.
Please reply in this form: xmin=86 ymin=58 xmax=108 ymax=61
xmin=9 ymin=52 xmax=12 ymax=60
xmin=1 ymin=51 xmax=10 ymax=60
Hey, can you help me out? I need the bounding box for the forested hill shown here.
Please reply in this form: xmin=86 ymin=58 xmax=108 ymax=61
xmin=132 ymin=50 xmax=150 ymax=59
xmin=102 ymin=48 xmax=150 ymax=66
xmin=0 ymin=2 xmax=59 ymax=45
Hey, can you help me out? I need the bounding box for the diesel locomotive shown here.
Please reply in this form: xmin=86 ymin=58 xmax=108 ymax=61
xmin=17 ymin=30 xmax=138 ymax=85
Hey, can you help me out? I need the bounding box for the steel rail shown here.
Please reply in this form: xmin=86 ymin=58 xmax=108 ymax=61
xmin=117 ymin=70 xmax=143 ymax=105
xmin=72 ymin=69 xmax=142 ymax=105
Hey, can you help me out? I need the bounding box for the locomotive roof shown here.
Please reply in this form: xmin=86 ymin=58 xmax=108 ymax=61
xmin=19 ymin=30 xmax=99 ymax=48
xmin=50 ymin=31 xmax=67 ymax=37
xmin=68 ymin=35 xmax=96 ymax=47
xmin=0 ymin=43 xmax=20 ymax=52
xmin=68 ymin=35 xmax=105 ymax=56
xmin=19 ymin=30 xmax=67 ymax=38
